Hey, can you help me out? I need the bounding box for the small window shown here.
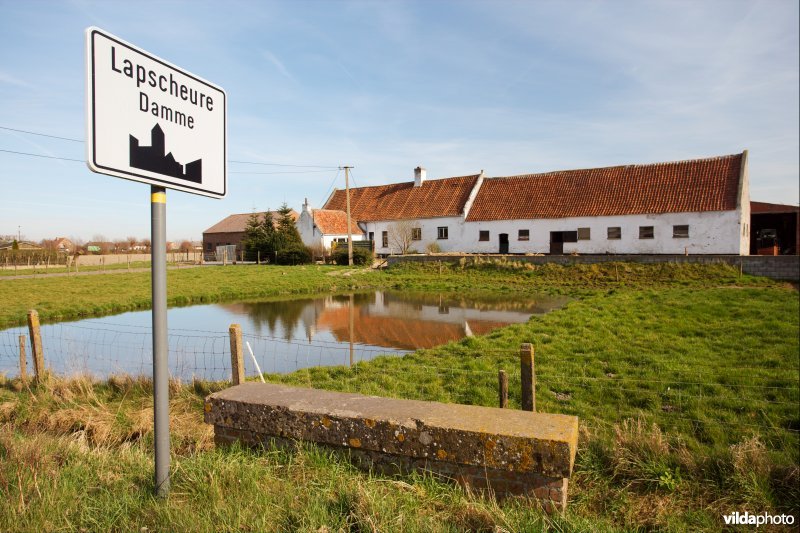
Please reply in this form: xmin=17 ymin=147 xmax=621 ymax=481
xmin=368 ymin=231 xmax=374 ymax=242
xmin=518 ymin=229 xmax=530 ymax=241
xmin=411 ymin=228 xmax=422 ymax=241
xmin=673 ymin=225 xmax=689 ymax=238
xmin=607 ymin=227 xmax=621 ymax=240
xmin=206 ymin=243 xmax=212 ymax=251
xmin=563 ymin=231 xmax=578 ymax=243
xmin=437 ymin=227 xmax=449 ymax=240
xmin=381 ymin=231 xmax=388 ymax=248
xmin=479 ymin=230 xmax=490 ymax=241
xmin=577 ymin=227 xmax=591 ymax=240
xmin=639 ymin=226 xmax=654 ymax=239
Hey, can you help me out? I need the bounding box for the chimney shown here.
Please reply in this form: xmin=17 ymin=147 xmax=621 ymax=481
xmin=302 ymin=197 xmax=310 ymax=213
xmin=414 ymin=166 xmax=426 ymax=187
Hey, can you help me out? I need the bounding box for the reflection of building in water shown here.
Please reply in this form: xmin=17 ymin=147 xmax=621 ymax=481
xmin=219 ymin=291 xmax=557 ymax=351
xmin=315 ymin=291 xmax=533 ymax=350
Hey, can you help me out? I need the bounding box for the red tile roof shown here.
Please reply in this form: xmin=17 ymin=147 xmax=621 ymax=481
xmin=466 ymin=153 xmax=744 ymax=221
xmin=312 ymin=209 xmax=364 ymax=235
xmin=203 ymin=210 xmax=298 ymax=234
xmin=751 ymin=201 xmax=799 ymax=214
xmin=323 ymin=175 xmax=481 ymax=221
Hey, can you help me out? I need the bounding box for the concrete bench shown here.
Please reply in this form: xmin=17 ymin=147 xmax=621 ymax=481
xmin=204 ymin=383 xmax=579 ymax=511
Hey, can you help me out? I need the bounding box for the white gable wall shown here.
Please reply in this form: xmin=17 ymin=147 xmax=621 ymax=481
xmin=299 ymin=209 xmax=366 ymax=253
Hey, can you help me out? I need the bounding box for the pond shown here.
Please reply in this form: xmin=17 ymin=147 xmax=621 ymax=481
xmin=0 ymin=291 xmax=568 ymax=381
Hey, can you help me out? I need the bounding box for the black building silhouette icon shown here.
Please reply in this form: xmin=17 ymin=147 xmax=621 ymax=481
xmin=129 ymin=124 xmax=202 ymax=183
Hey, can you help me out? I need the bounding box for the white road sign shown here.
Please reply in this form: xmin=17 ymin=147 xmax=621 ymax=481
xmin=85 ymin=27 xmax=227 ymax=198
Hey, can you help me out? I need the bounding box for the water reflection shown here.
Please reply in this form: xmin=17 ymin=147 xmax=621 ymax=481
xmin=220 ymin=291 xmax=568 ymax=350
xmin=0 ymin=291 xmax=568 ymax=380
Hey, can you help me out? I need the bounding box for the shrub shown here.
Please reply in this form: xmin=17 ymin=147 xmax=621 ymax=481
xmin=426 ymin=242 xmax=441 ymax=254
xmin=275 ymin=245 xmax=312 ymax=265
xmin=332 ymin=247 xmax=373 ymax=266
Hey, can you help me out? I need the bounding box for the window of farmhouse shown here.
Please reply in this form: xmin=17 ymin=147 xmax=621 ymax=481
xmin=673 ymin=225 xmax=689 ymax=238
xmin=479 ymin=230 xmax=490 ymax=241
xmin=437 ymin=227 xmax=449 ymax=240
xmin=639 ymin=226 xmax=654 ymax=239
xmin=607 ymin=227 xmax=621 ymax=240
xmin=411 ymin=228 xmax=422 ymax=241
xmin=577 ymin=227 xmax=591 ymax=240
xmin=518 ymin=229 xmax=530 ymax=241
xmin=381 ymin=231 xmax=388 ymax=247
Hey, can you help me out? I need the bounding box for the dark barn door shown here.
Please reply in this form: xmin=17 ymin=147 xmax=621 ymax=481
xmin=499 ymin=233 xmax=509 ymax=254
xmin=550 ymin=232 xmax=564 ymax=255
xmin=550 ymin=231 xmax=577 ymax=255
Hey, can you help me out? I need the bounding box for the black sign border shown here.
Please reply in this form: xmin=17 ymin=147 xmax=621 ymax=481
xmin=89 ymin=29 xmax=227 ymax=198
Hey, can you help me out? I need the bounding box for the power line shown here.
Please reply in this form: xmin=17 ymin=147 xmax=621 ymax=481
xmin=1 ymin=124 xmax=340 ymax=169
xmin=228 ymin=159 xmax=337 ymax=169
xmin=0 ymin=148 xmax=84 ymax=163
xmin=229 ymin=169 xmax=335 ymax=175
xmin=317 ymin=168 xmax=341 ymax=206
xmin=0 ymin=125 xmax=83 ymax=143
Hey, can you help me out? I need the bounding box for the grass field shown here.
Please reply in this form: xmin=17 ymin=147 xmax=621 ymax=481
xmin=0 ymin=261 xmax=797 ymax=531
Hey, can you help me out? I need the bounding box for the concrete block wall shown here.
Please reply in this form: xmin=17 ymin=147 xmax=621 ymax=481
xmin=386 ymin=254 xmax=800 ymax=281
xmin=205 ymin=383 xmax=579 ymax=511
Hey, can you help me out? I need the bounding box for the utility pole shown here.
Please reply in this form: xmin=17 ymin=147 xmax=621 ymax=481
xmin=340 ymin=166 xmax=354 ymax=266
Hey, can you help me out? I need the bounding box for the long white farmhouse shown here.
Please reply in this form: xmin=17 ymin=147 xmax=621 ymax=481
xmin=298 ymin=151 xmax=751 ymax=256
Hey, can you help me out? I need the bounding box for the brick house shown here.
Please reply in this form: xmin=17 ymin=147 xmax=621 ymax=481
xmin=202 ymin=210 xmax=299 ymax=258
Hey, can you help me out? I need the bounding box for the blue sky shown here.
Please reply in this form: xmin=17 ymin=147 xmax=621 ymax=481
xmin=1 ymin=0 xmax=797 ymax=243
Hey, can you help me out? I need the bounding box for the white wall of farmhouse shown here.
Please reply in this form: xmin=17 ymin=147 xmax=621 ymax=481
xmin=366 ymin=210 xmax=747 ymax=255
xmin=465 ymin=211 xmax=746 ymax=255
xmin=364 ymin=217 xmax=465 ymax=255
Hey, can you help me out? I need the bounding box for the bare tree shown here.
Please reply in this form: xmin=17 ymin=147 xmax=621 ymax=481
xmin=388 ymin=220 xmax=418 ymax=255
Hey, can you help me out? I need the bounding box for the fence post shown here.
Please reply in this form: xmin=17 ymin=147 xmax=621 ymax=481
xmin=498 ymin=369 xmax=508 ymax=408
xmin=18 ymin=335 xmax=27 ymax=382
xmin=520 ymin=343 xmax=535 ymax=412
xmin=229 ymin=324 xmax=245 ymax=385
xmin=27 ymin=310 xmax=45 ymax=382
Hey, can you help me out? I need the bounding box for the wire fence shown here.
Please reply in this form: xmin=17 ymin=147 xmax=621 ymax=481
xmin=1 ymin=321 xmax=798 ymax=440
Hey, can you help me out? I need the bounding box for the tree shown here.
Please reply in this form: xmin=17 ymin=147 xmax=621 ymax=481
xmin=275 ymin=203 xmax=303 ymax=249
xmin=241 ymin=211 xmax=267 ymax=261
xmin=388 ymin=220 xmax=418 ymax=255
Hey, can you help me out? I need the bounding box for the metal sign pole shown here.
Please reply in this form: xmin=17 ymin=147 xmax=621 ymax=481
xmin=151 ymin=185 xmax=170 ymax=496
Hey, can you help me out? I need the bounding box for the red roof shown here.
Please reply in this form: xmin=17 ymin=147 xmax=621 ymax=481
xmin=466 ymin=153 xmax=744 ymax=221
xmin=203 ymin=210 xmax=298 ymax=234
xmin=324 ymin=175 xmax=481 ymax=221
xmin=312 ymin=209 xmax=363 ymax=235
xmin=751 ymin=201 xmax=799 ymax=214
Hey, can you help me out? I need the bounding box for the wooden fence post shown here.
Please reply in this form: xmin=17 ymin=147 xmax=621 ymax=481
xmin=18 ymin=335 xmax=27 ymax=382
xmin=229 ymin=324 xmax=245 ymax=385
xmin=520 ymin=343 xmax=535 ymax=412
xmin=498 ymin=370 xmax=508 ymax=408
xmin=27 ymin=310 xmax=45 ymax=382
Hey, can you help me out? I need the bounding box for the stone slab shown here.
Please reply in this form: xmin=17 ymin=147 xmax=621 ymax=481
xmin=204 ymin=382 xmax=578 ymax=479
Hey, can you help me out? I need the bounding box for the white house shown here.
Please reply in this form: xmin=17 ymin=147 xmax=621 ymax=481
xmin=297 ymin=199 xmax=365 ymax=255
xmin=305 ymin=152 xmax=751 ymax=256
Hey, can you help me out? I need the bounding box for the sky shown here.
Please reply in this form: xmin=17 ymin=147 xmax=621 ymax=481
xmin=0 ymin=0 xmax=797 ymax=243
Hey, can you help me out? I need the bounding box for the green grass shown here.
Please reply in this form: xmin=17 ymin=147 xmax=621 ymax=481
xmin=0 ymin=260 xmax=797 ymax=531
xmin=0 ymin=260 xmax=159 ymax=277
